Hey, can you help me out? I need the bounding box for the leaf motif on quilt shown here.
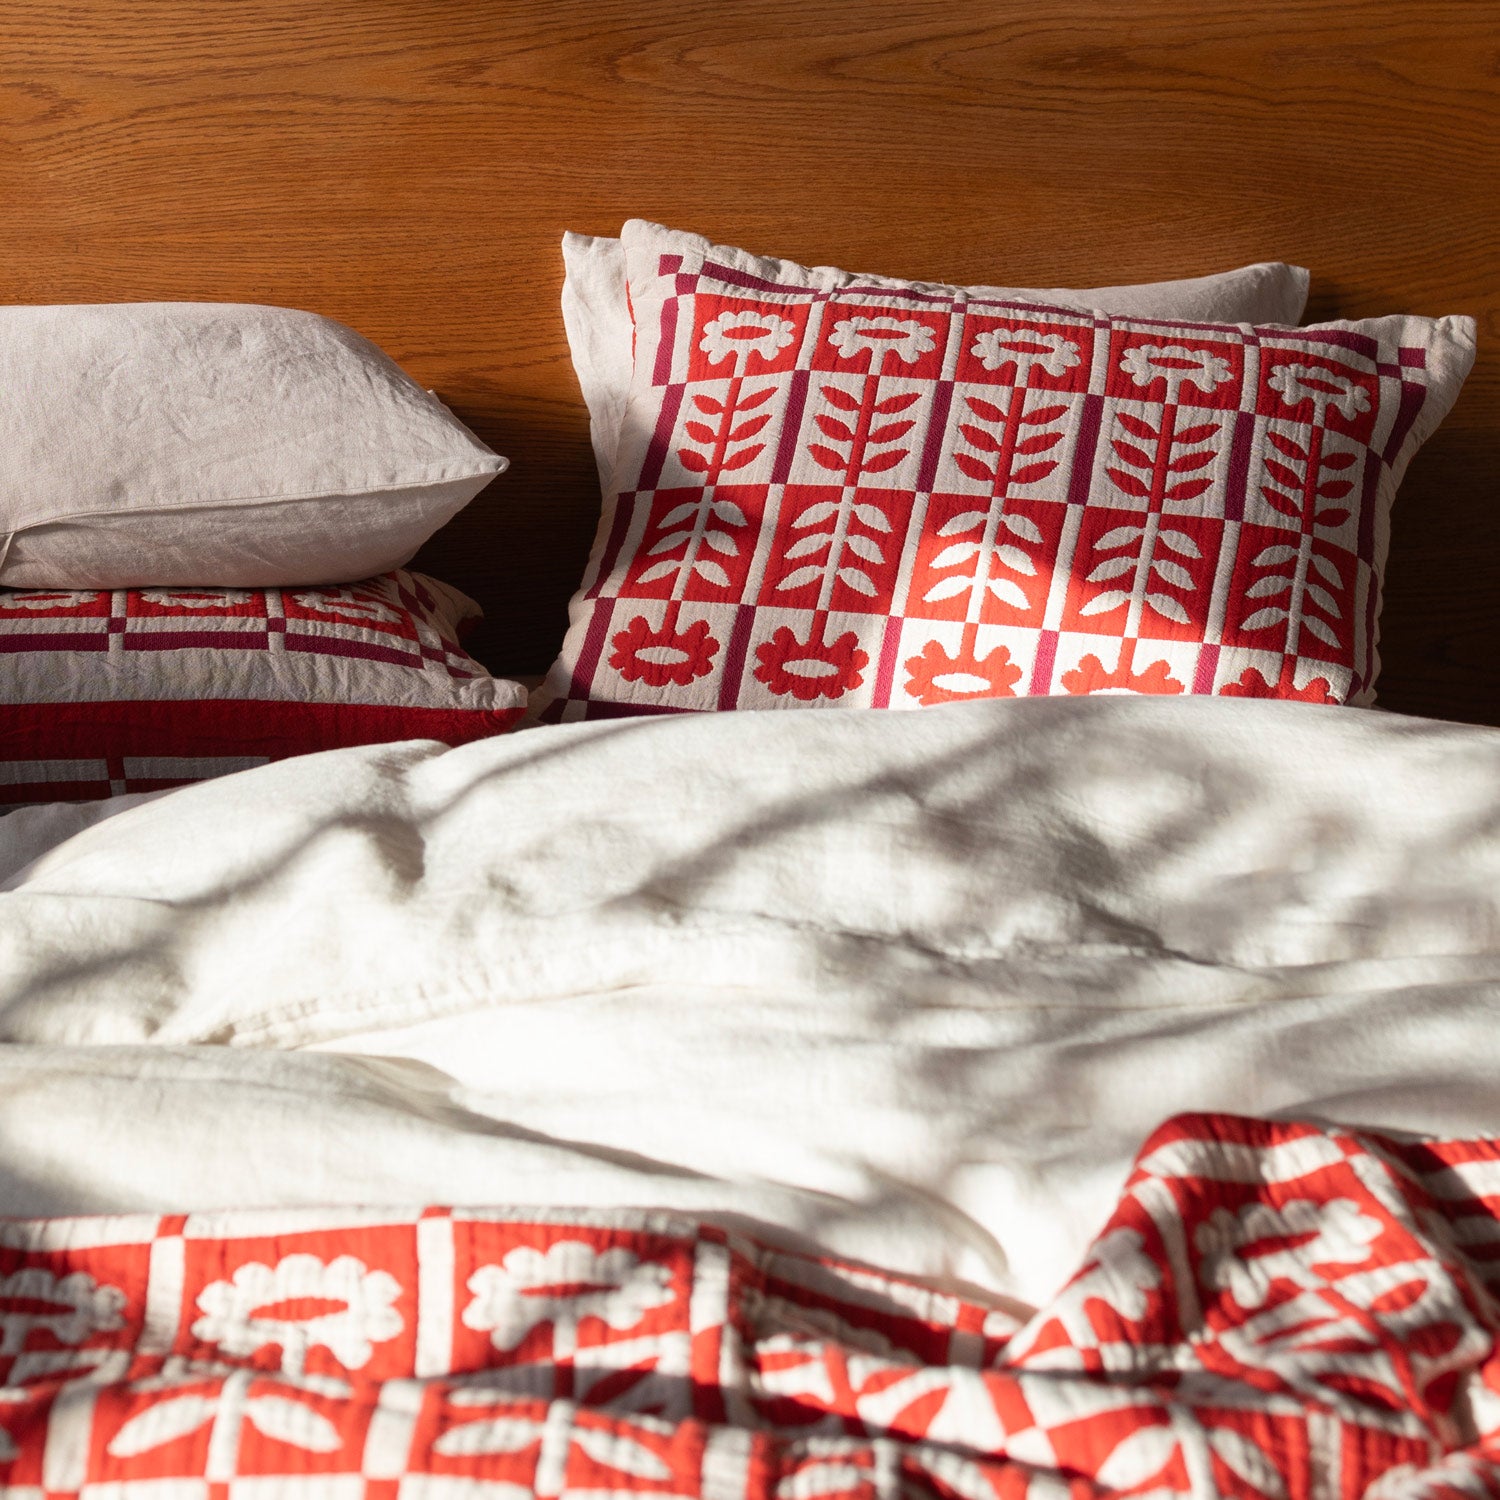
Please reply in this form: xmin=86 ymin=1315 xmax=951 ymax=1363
xmin=107 ymin=1393 xmax=223 ymax=1457
xmin=1232 ymin=364 xmax=1370 ymax=674
xmin=1092 ymin=1421 xmax=1181 ymax=1492
xmin=912 ymin=379 xmax=1069 ymax=646
xmin=433 ymin=1412 xmax=545 ymax=1457
xmin=1062 ymin=340 xmax=1238 ymax=683
xmin=242 ymin=1395 xmax=343 ymax=1452
xmin=1207 ymin=1427 xmax=1289 ymax=1500
xmin=698 ymin=311 xmax=795 ymax=368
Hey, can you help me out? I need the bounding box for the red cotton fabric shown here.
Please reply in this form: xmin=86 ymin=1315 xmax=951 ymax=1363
xmin=3 ymin=1112 xmax=1500 ymax=1496
xmin=537 ymin=222 xmax=1474 ymax=719
xmin=1 ymin=570 xmax=525 ymax=803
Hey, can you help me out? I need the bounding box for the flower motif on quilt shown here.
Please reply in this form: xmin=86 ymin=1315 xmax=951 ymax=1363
xmin=141 ymin=589 xmax=254 ymax=610
xmin=698 ymin=309 xmax=796 ymax=368
xmin=0 ymin=1400 xmax=17 ymax=1464
xmin=192 ymin=1254 xmax=403 ymax=1379
xmin=106 ymin=1373 xmax=345 ymax=1462
xmin=754 ymin=624 xmax=869 ymax=701
xmin=1059 ymin=651 xmax=1185 ymax=697
xmin=463 ymin=1241 xmax=676 ymax=1361
xmin=902 ymin=638 xmax=1021 ymax=706
xmin=827 ymin=315 xmax=936 ymax=369
xmin=1267 ymin=362 xmax=1372 ymax=424
xmin=0 ymin=1267 xmax=126 ymax=1357
xmin=970 ymin=327 xmax=1081 ymax=381
xmin=609 ymin=616 xmax=717 ymax=687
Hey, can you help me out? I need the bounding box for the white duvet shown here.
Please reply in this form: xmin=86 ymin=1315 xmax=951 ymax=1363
xmin=2 ymin=695 xmax=1499 ymax=1309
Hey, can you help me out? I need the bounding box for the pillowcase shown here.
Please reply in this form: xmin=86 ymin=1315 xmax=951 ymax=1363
xmin=537 ymin=220 xmax=1475 ymax=719
xmin=561 ymin=231 xmax=1312 ymax=486
xmin=0 ymin=570 xmax=525 ymax=804
xmin=0 ymin=303 xmax=506 ymax=589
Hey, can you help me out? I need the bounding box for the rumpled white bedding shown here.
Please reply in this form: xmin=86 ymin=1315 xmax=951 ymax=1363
xmin=2 ymin=695 xmax=1499 ymax=1309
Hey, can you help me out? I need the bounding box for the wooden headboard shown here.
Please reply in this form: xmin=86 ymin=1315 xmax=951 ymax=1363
xmin=3 ymin=1 xmax=1495 ymax=722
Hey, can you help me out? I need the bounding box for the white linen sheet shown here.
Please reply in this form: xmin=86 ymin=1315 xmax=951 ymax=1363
xmin=2 ymin=695 xmax=1499 ymax=1309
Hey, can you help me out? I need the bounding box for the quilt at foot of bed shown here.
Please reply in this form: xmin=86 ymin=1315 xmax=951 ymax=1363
xmin=0 ymin=1110 xmax=1493 ymax=1498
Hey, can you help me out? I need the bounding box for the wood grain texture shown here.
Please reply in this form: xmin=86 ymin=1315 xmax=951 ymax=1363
xmin=1 ymin=0 xmax=1495 ymax=720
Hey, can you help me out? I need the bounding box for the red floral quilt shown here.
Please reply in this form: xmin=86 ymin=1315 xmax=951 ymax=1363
xmin=2 ymin=1112 xmax=1498 ymax=1499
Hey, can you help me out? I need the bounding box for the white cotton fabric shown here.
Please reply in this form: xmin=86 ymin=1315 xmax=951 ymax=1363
xmin=0 ymin=303 xmax=506 ymax=588
xmin=561 ymin=231 xmax=1312 ymax=484
xmin=2 ymin=695 xmax=1500 ymax=1308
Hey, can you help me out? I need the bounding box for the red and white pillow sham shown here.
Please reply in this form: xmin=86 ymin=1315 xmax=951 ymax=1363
xmin=537 ymin=221 xmax=1475 ymax=718
xmin=0 ymin=570 xmax=526 ymax=804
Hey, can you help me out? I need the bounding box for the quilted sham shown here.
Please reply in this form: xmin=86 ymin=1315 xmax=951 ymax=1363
xmin=537 ymin=220 xmax=1475 ymax=718
xmin=0 ymin=570 xmax=525 ymax=803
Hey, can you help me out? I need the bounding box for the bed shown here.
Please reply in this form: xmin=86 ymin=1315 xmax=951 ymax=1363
xmin=1 ymin=2 xmax=1499 ymax=1495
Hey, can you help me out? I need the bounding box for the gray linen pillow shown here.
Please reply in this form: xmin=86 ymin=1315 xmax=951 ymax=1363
xmin=0 ymin=302 xmax=506 ymax=588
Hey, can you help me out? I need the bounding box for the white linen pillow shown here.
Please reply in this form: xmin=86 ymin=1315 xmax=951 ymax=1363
xmin=561 ymin=231 xmax=1311 ymax=483
xmin=0 ymin=302 xmax=507 ymax=588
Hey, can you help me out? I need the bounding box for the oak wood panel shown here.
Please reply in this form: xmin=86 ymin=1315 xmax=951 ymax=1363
xmin=0 ymin=0 xmax=1495 ymax=720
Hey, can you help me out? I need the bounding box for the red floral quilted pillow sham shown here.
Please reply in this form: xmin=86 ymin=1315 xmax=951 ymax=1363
xmin=1 ymin=570 xmax=526 ymax=804
xmin=536 ymin=221 xmax=1475 ymax=718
